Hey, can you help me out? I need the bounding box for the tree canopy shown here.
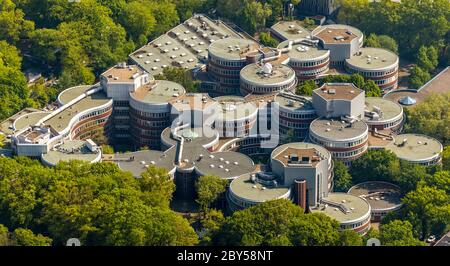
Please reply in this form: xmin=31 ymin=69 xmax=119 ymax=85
xmin=404 ymin=93 xmax=450 ymax=145
xmin=210 ymin=199 xmax=363 ymax=246
xmin=379 ymin=220 xmax=425 ymax=246
xmin=338 ymin=0 xmax=450 ymax=63
xmin=155 ymin=67 xmax=200 ymax=93
xmin=333 ymin=160 xmax=353 ymax=192
xmin=195 ymin=175 xmax=228 ymax=211
xmin=0 ymin=157 xmax=198 ymax=246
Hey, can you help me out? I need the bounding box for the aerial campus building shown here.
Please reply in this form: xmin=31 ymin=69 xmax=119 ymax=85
xmin=0 ymin=15 xmax=442 ymax=235
xmin=271 ymin=21 xmax=399 ymax=93
xmin=348 ymin=181 xmax=403 ymax=222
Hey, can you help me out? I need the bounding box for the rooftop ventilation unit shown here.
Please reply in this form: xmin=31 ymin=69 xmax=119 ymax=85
xmin=262 ymin=63 xmax=273 ymax=75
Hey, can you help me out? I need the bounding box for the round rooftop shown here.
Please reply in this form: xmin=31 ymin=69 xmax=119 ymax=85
xmin=311 ymin=193 xmax=371 ymax=224
xmin=383 ymin=90 xmax=421 ymax=107
xmin=41 ymin=140 xmax=101 ymax=167
xmin=130 ymin=80 xmax=186 ymax=104
xmin=385 ymin=134 xmax=443 ymax=163
xmin=346 ymin=47 xmax=398 ymax=71
xmin=214 ymin=96 xmax=258 ymax=121
xmin=195 ymin=151 xmax=256 ymax=179
xmin=274 ymin=93 xmax=315 ymax=112
xmin=310 ymin=118 xmax=368 ymax=142
xmin=363 ymin=97 xmax=403 ymax=124
xmin=208 ymin=38 xmax=260 ymax=61
xmin=13 ymin=111 xmax=50 ymax=131
xmin=278 ymin=40 xmax=329 ymax=62
xmin=240 ymin=63 xmax=296 ymax=86
xmin=229 ymin=173 xmax=291 ymax=204
xmin=58 ymin=85 xmax=94 ymax=105
xmin=348 ymin=181 xmax=403 ymax=212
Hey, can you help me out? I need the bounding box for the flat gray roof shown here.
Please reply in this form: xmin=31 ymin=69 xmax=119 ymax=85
xmin=130 ymin=80 xmax=186 ymax=104
xmin=435 ymin=231 xmax=450 ymax=246
xmin=114 ymin=149 xmax=177 ymax=177
xmin=118 ymin=126 xmax=256 ymax=179
xmin=0 ymin=108 xmax=46 ymax=135
xmin=240 ymin=63 xmax=296 ymax=85
xmin=58 ymin=85 xmax=93 ymax=105
xmin=45 ymin=88 xmax=111 ymax=134
xmin=278 ymin=40 xmax=329 ymax=61
xmin=346 ymin=47 xmax=398 ymax=70
xmin=13 ymin=111 xmax=50 ymax=132
xmin=214 ymin=96 xmax=258 ymax=120
xmin=385 ymin=134 xmax=443 ymax=162
xmin=41 ymin=140 xmax=101 ymax=166
xmin=208 ymin=38 xmax=259 ymax=60
xmin=363 ymin=97 xmax=403 ymax=123
xmin=229 ymin=173 xmax=291 ymax=203
xmin=271 ymin=21 xmax=312 ymax=41
xmin=130 ymin=15 xmax=243 ymax=75
xmin=310 ymin=118 xmax=368 ymax=141
xmin=314 ymin=83 xmax=363 ymax=101
xmin=271 ymin=142 xmax=331 ymax=165
xmin=274 ymin=92 xmax=315 ymax=112
xmin=313 ymin=24 xmax=363 ymax=43
xmin=101 ymin=65 xmax=146 ymax=84
xmin=311 ymin=193 xmax=371 ymax=223
xmin=348 ymin=181 xmax=403 ymax=211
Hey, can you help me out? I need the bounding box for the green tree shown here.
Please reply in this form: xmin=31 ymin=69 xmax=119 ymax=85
xmin=119 ymin=1 xmax=156 ymax=45
xmin=139 ymin=166 xmax=176 ymax=208
xmin=338 ymin=230 xmax=363 ymax=246
xmin=0 ymin=158 xmax=197 ymax=246
xmin=259 ymin=32 xmax=279 ymax=48
xmin=0 ymin=0 xmax=34 ymax=44
xmin=240 ymin=1 xmax=272 ymax=34
xmin=288 ymin=213 xmax=341 ymax=246
xmin=211 ymin=199 xmax=355 ymax=246
xmin=379 ymin=220 xmax=425 ymax=246
xmin=338 ymin=0 xmax=450 ymax=60
xmin=195 ymin=175 xmax=228 ymax=212
xmin=404 ymin=93 xmax=450 ymax=145
xmin=199 ymin=208 xmax=225 ymax=244
xmin=333 ymin=161 xmax=353 ymax=192
xmin=296 ymin=80 xmax=317 ymax=96
xmin=417 ymin=46 xmax=439 ymax=73
xmin=350 ymin=149 xmax=400 ymax=184
xmin=173 ymin=0 xmax=213 ymax=21
xmin=0 ymin=224 xmax=9 ymax=246
xmin=402 ymin=184 xmax=450 ymax=240
xmin=362 ymin=80 xmax=381 ymax=97
xmin=365 ymin=33 xmax=398 ymax=54
xmin=442 ymin=146 xmax=450 ymax=171
xmin=0 ymin=133 xmax=5 ymax=149
xmin=12 ymin=228 xmax=52 ymax=246
xmin=0 ymin=41 xmax=36 ymax=120
xmin=423 ymin=171 xmax=450 ymax=195
xmin=212 ymin=199 xmax=304 ymax=246
xmin=378 ymin=35 xmax=399 ymax=54
xmin=409 ymin=66 xmax=431 ymax=90
xmin=393 ymin=161 xmax=430 ymax=193
xmin=142 ymin=0 xmax=179 ymax=38
xmin=101 ymin=145 xmax=114 ymax=155
xmin=155 ymin=66 xmax=200 ymax=93
xmin=350 ymin=74 xmax=365 ymax=89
